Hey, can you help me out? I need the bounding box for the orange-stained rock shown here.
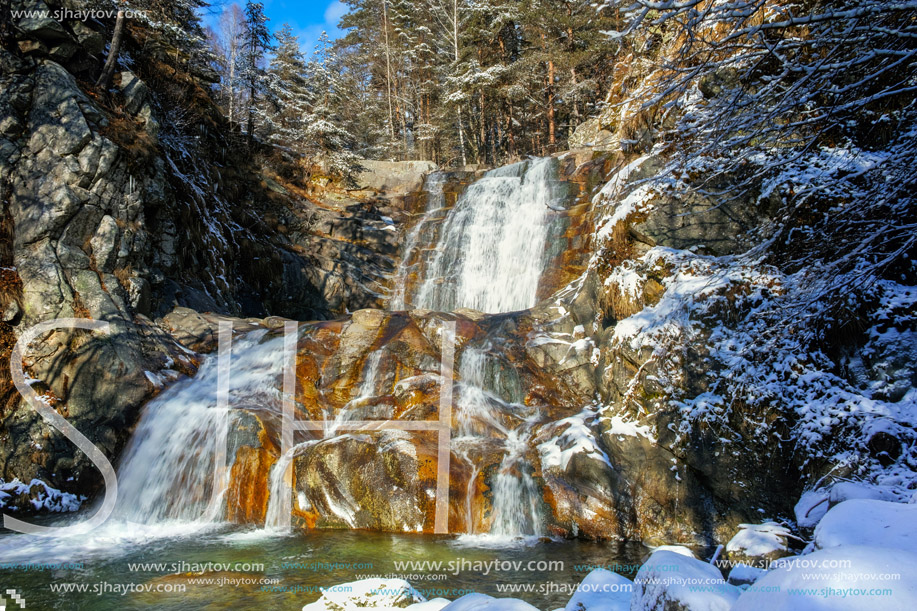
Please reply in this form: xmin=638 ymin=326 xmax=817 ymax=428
xmin=226 ymin=444 xmax=276 ymax=525
xmin=292 ymin=431 xmax=439 ymax=532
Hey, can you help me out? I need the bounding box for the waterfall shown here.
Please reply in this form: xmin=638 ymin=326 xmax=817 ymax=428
xmin=0 ymin=331 xmax=286 ymax=562
xmin=412 ymin=157 xmax=561 ymax=313
xmin=263 ymin=440 xmax=317 ymax=530
xmin=490 ymin=430 xmax=543 ymax=537
xmin=115 ymin=330 xmax=285 ymax=524
xmin=390 ymin=172 xmax=449 ymax=310
xmin=356 ymin=349 xmax=384 ymax=399
xmin=454 ymin=346 xmax=544 ymax=539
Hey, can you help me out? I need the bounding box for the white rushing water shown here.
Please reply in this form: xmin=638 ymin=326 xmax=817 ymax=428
xmin=390 ymin=172 xmax=449 ymax=310
xmin=115 ymin=330 xmax=284 ymax=523
xmin=0 ymin=330 xmax=286 ymax=561
xmin=454 ymin=346 xmax=544 ymax=539
xmin=413 ymin=157 xmax=561 ymax=313
xmin=263 ymin=440 xmax=317 ymax=531
xmin=398 ymin=159 xmax=562 ymax=538
xmin=0 ymin=157 xmax=564 ymax=557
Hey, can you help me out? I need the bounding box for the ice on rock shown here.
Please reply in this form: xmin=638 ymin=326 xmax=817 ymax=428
xmin=0 ymin=478 xmax=83 ymax=512
xmin=733 ymin=546 xmax=917 ymax=610
xmin=563 ymin=568 xmax=632 ymax=610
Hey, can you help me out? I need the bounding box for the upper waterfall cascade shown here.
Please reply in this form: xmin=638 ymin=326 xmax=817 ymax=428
xmin=408 ymin=157 xmax=564 ymax=314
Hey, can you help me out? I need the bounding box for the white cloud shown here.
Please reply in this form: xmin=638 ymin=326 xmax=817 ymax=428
xmin=324 ymin=1 xmax=347 ymax=27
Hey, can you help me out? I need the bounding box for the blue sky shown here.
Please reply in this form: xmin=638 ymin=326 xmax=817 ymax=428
xmin=205 ymin=0 xmax=347 ymax=56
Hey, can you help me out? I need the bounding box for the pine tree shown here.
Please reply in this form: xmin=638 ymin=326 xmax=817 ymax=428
xmin=239 ymin=1 xmax=272 ymax=144
xmin=261 ymin=25 xmax=313 ymax=173
xmin=303 ymin=32 xmax=363 ymax=183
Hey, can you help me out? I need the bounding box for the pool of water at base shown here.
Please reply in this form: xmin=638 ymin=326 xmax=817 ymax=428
xmin=0 ymin=526 xmax=650 ymax=610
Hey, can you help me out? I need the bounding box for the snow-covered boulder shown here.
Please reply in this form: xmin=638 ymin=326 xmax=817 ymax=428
xmin=725 ymin=522 xmax=792 ymax=564
xmin=815 ymin=499 xmax=917 ymax=554
xmin=564 ymin=568 xmax=632 ymax=610
xmin=828 ymin=482 xmax=903 ymax=505
xmin=631 ymin=550 xmax=740 ymax=610
xmin=301 ymin=578 xmax=425 ymax=610
xmin=441 ymin=593 xmax=539 ymax=610
xmin=733 ymin=545 xmax=917 ymax=610
xmin=795 ymin=489 xmax=830 ymax=528
xmin=652 ymin=545 xmax=696 ymax=558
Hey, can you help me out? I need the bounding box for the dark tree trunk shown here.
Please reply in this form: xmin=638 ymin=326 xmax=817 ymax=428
xmin=96 ymin=10 xmax=126 ymax=89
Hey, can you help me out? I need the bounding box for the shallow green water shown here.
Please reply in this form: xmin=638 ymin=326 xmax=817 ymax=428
xmin=0 ymin=526 xmax=649 ymax=610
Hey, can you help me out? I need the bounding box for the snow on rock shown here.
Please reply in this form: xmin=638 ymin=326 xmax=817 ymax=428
xmin=651 ymin=545 xmax=696 ymax=558
xmin=605 ymin=415 xmax=654 ymax=440
xmin=733 ymin=545 xmax=917 ymax=610
xmin=726 ymin=522 xmax=791 ymax=558
xmin=795 ymin=489 xmax=830 ymax=529
xmin=563 ymin=568 xmax=632 ymax=611
xmin=814 ymin=499 xmax=917 ymax=555
xmin=538 ymin=406 xmax=612 ymax=472
xmin=631 ymin=550 xmax=739 ymax=610
xmin=0 ymin=478 xmax=84 ymax=512
xmin=827 ymin=482 xmax=904 ymax=505
xmin=441 ymin=593 xmax=539 ymax=610
xmin=301 ymin=578 xmax=425 ymax=610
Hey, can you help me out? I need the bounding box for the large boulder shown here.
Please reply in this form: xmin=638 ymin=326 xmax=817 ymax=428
xmin=564 ymin=569 xmax=632 ymax=610
xmin=569 ymin=117 xmax=618 ymax=151
xmin=630 ymin=550 xmax=740 ymax=610
xmin=356 ymin=160 xmax=438 ymax=195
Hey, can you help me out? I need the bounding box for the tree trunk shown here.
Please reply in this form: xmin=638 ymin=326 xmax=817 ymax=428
xmin=479 ymin=87 xmax=487 ymax=164
xmin=383 ymin=0 xmax=396 ymax=145
xmin=96 ymin=10 xmax=126 ymax=89
xmin=546 ymin=59 xmax=556 ymax=151
xmin=228 ymin=45 xmax=236 ymax=124
xmin=247 ymin=82 xmax=255 ymax=145
xmin=506 ymin=106 xmax=516 ymax=159
xmin=457 ymin=106 xmax=468 ymax=167
xmin=452 ymin=0 xmax=467 ymax=166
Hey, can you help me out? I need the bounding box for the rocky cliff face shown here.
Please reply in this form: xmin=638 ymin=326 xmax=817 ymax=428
xmin=0 ymin=6 xmax=417 ymax=505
